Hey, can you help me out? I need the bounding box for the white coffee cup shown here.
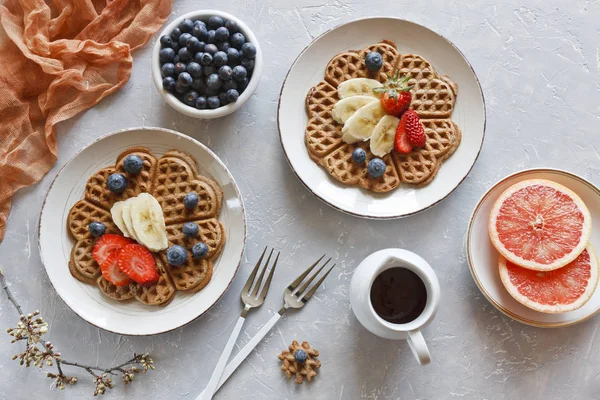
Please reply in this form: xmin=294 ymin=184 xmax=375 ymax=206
xmin=349 ymin=248 xmax=441 ymax=365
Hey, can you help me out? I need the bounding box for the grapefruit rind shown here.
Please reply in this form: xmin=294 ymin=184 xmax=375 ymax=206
xmin=489 ymin=179 xmax=592 ymax=271
xmin=499 ymin=246 xmax=599 ymax=314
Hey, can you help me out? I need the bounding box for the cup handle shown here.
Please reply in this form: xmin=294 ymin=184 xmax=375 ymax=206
xmin=407 ymin=330 xmax=431 ymax=365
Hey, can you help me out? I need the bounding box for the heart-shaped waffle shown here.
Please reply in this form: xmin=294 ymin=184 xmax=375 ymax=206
xmin=304 ymin=40 xmax=461 ymax=192
xmin=66 ymin=147 xmax=226 ymax=306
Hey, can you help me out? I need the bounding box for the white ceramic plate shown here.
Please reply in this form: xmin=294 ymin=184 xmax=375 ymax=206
xmin=38 ymin=128 xmax=246 ymax=336
xmin=467 ymin=169 xmax=600 ymax=328
xmin=278 ymin=18 xmax=485 ymax=219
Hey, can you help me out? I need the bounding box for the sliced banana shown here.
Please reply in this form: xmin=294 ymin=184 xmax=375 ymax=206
xmin=332 ymin=96 xmax=378 ymax=124
xmin=130 ymin=193 xmax=168 ymax=252
xmin=122 ymin=198 xmax=139 ymax=242
xmin=341 ymin=101 xmax=386 ymax=144
xmin=337 ymin=78 xmax=382 ymax=99
xmin=110 ymin=200 xmax=130 ymax=237
xmin=370 ymin=115 xmax=400 ymax=157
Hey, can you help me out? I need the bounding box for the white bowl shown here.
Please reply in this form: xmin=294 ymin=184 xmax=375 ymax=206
xmin=152 ymin=10 xmax=262 ymax=119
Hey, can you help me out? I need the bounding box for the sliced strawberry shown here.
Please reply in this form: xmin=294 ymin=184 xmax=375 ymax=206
xmin=93 ymin=234 xmax=132 ymax=265
xmin=394 ymin=114 xmax=414 ymax=154
xmin=403 ymin=110 xmax=426 ymax=147
xmin=100 ymin=252 xmax=131 ymax=287
xmin=117 ymin=244 xmax=159 ymax=285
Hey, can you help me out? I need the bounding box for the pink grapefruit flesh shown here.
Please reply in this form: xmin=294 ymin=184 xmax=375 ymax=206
xmin=489 ymin=179 xmax=592 ymax=271
xmin=499 ymin=247 xmax=598 ymax=314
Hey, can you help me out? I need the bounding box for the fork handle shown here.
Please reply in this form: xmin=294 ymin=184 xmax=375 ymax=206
xmin=197 ymin=312 xmax=282 ymax=398
xmin=199 ymin=315 xmax=246 ymax=400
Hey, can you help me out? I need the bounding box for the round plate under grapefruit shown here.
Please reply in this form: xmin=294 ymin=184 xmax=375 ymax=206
xmin=489 ymin=179 xmax=592 ymax=272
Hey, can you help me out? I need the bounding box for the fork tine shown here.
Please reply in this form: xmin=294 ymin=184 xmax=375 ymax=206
xmin=251 ymin=248 xmax=273 ymax=297
xmin=287 ymin=254 xmax=325 ymax=290
xmin=257 ymin=251 xmax=279 ymax=301
xmin=294 ymin=257 xmax=331 ymax=296
xmin=242 ymin=247 xmax=267 ymax=295
xmin=300 ymin=264 xmax=335 ymax=302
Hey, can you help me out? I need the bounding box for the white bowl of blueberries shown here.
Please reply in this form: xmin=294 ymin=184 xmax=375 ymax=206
xmin=152 ymin=10 xmax=262 ymax=119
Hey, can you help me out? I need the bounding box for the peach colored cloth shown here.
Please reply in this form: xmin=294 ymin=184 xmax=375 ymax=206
xmin=0 ymin=0 xmax=172 ymax=241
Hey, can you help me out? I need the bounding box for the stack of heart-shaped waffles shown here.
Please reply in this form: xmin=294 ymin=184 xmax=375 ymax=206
xmin=67 ymin=147 xmax=225 ymax=306
xmin=305 ymin=40 xmax=461 ymax=192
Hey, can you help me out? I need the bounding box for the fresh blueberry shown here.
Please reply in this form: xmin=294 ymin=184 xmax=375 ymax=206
xmin=106 ymin=173 xmax=127 ymax=193
xmin=218 ymin=91 xmax=229 ymax=106
xmin=207 ymin=96 xmax=220 ymax=109
xmin=192 ymin=242 xmax=209 ymax=259
xmin=162 ymin=77 xmax=176 ymax=91
xmin=213 ymin=51 xmax=227 ymax=66
xmin=365 ymin=51 xmax=383 ymax=71
xmin=88 ymin=222 xmax=106 ymax=238
xmin=191 ymin=78 xmax=207 ymax=93
xmin=223 ymin=79 xmax=238 ymax=91
xmin=217 ymin=41 xmax=230 ymax=52
xmin=241 ymin=42 xmax=256 ymax=59
xmin=294 ymin=349 xmax=308 ymax=363
xmin=203 ymin=65 xmax=216 ymax=76
xmin=182 ymin=222 xmax=199 ymax=237
xmin=238 ymin=77 xmax=249 ymax=92
xmin=187 ymin=62 xmax=203 ymax=78
xmin=199 ymin=52 xmax=213 ymax=66
xmin=183 ymin=192 xmax=199 ymax=209
xmin=159 ymin=47 xmax=175 ymax=63
xmin=178 ymin=32 xmax=192 ymax=47
xmin=123 ymin=154 xmax=144 ymax=174
xmin=161 ymin=63 xmax=175 ymax=77
xmin=160 ymin=35 xmax=173 ymax=48
xmin=215 ymin=26 xmax=229 ymax=42
xmin=192 ymin=23 xmax=209 ymax=41
xmin=351 ymin=148 xmax=367 ymax=164
xmin=175 ymin=82 xmax=187 ymax=94
xmin=170 ymin=27 xmax=182 ymax=41
xmin=240 ymin=58 xmax=254 ymax=71
xmin=179 ymin=18 xmax=194 ymax=33
xmin=206 ymin=30 xmax=216 ymax=44
xmin=186 ymin=36 xmax=203 ymax=53
xmin=206 ymin=73 xmax=222 ymax=90
xmin=218 ymin=65 xmax=233 ymax=80
xmin=174 ymin=62 xmax=187 ymax=75
xmin=207 ymin=16 xmax=225 ymax=29
xmin=226 ymin=89 xmax=239 ymax=102
xmin=178 ymin=72 xmax=193 ymax=87
xmin=204 ymin=44 xmax=218 ymax=55
xmin=225 ymin=19 xmax=238 ymax=32
xmin=178 ymin=47 xmax=192 ymax=62
xmin=183 ymin=90 xmax=199 ymax=107
xmin=195 ymin=96 xmax=208 ymax=109
xmin=173 ymin=55 xmax=180 ymax=64
xmin=367 ymin=158 xmax=386 ymax=178
xmin=230 ymin=32 xmax=246 ymax=49
xmin=193 ymin=20 xmax=207 ymax=29
xmin=226 ymin=48 xmax=241 ymax=65
xmin=171 ymin=42 xmax=181 ymax=54
xmin=193 ymin=52 xmax=204 ymax=64
xmin=166 ymin=245 xmax=187 ymax=266
xmin=232 ymin=65 xmax=247 ymax=82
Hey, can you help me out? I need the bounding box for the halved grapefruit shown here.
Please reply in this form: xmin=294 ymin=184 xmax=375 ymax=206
xmin=499 ymin=246 xmax=598 ymax=313
xmin=489 ymin=179 xmax=592 ymax=271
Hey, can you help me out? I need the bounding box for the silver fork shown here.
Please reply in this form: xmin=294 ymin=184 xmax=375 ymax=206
xmin=197 ymin=255 xmax=335 ymax=398
xmin=200 ymin=247 xmax=279 ymax=400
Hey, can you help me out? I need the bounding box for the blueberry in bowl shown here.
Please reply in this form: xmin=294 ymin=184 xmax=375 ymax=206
xmin=152 ymin=10 xmax=262 ymax=119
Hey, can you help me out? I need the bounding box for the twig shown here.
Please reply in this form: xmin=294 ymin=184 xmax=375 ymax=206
xmin=1 ymin=269 xmax=154 ymax=395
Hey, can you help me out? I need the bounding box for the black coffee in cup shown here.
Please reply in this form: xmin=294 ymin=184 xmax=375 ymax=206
xmin=370 ymin=267 xmax=427 ymax=324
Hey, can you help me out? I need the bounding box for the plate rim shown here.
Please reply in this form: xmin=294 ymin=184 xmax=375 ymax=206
xmin=466 ymin=167 xmax=600 ymax=328
xmin=37 ymin=126 xmax=247 ymax=336
xmin=277 ymin=16 xmax=487 ymax=219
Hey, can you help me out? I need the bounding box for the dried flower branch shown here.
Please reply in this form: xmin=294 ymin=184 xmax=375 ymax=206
xmin=1 ymin=269 xmax=155 ymax=395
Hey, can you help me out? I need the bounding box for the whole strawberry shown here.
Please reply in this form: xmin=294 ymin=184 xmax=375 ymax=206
xmin=373 ymin=73 xmax=412 ymax=117
xmin=403 ymin=110 xmax=426 ymax=147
